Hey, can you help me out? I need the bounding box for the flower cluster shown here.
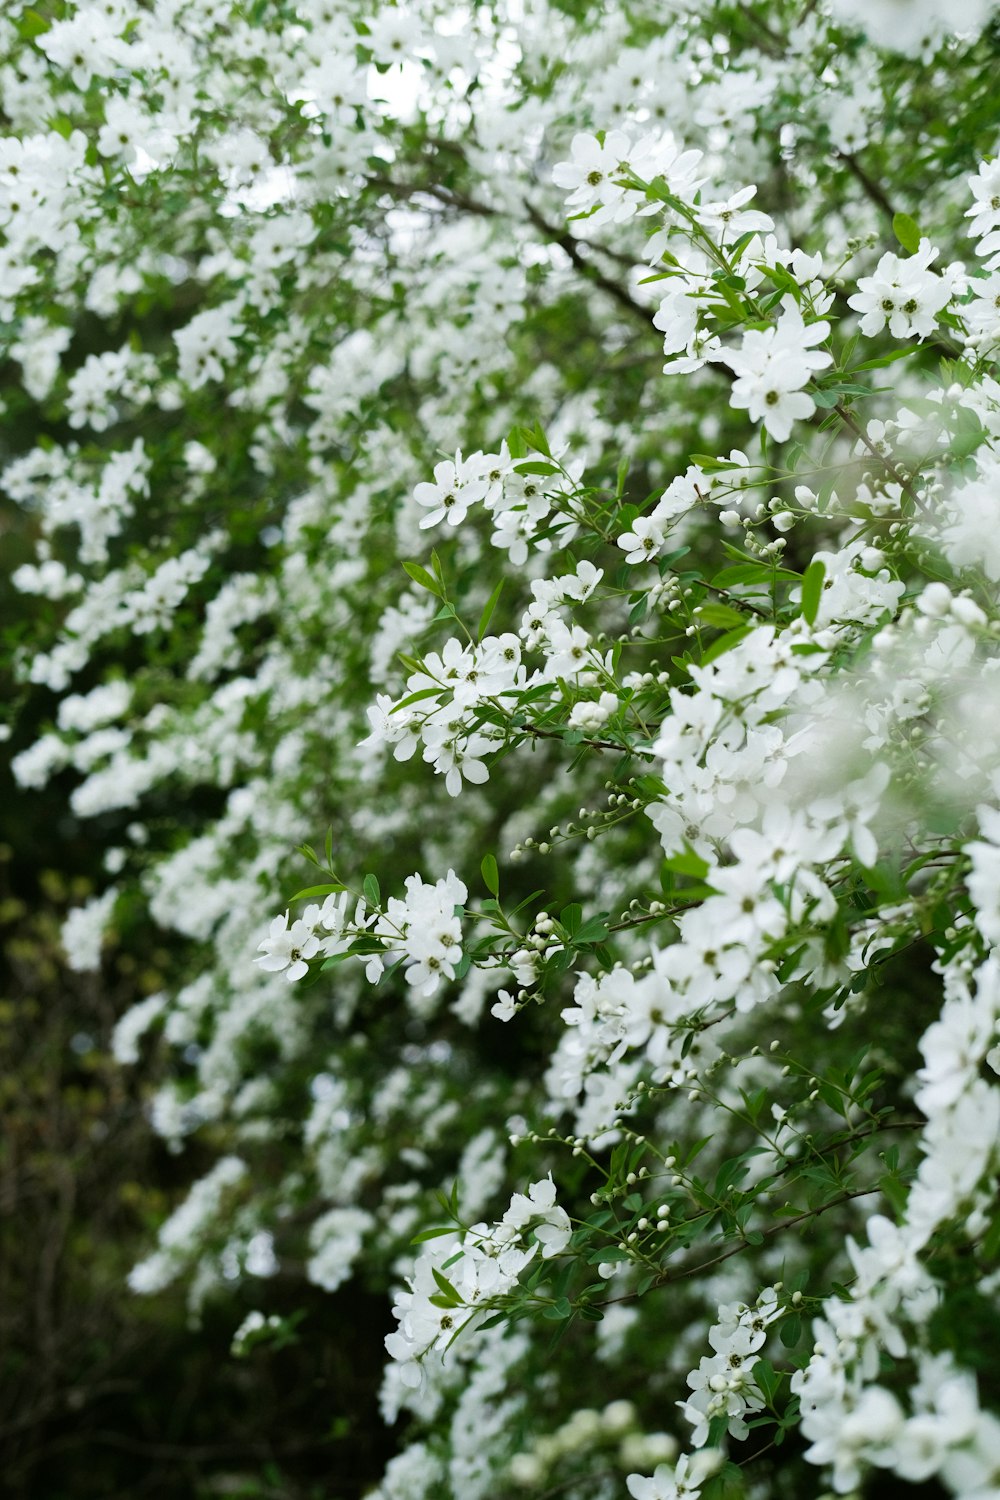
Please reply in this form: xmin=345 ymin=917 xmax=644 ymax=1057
xmin=385 ymin=1177 xmax=571 ymax=1387
xmin=6 ymin=2 xmax=1000 ymax=1498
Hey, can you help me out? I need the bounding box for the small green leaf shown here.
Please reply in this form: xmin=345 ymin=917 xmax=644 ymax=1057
xmin=892 ymin=212 xmax=921 ymax=254
xmin=362 ymin=873 xmax=381 ymax=908
xmin=481 ymin=853 xmax=499 ymax=897
xmin=779 ymin=1314 xmax=802 ymax=1348
xmin=410 ymin=1225 xmax=456 ymax=1244
xmin=513 ymin=460 xmax=558 ymax=476
xmin=628 ymin=594 xmax=648 ymax=627
xmin=394 ymin=686 xmax=445 ymax=711
xmin=526 ymin=421 xmax=551 ymax=457
xmin=559 ymin=903 xmax=582 ymax=936
xmin=695 ymin=601 xmax=747 ymax=630
xmin=431 ymin=1266 xmax=462 ymax=1305
xmin=506 ymin=426 xmax=527 ymax=459
xmin=753 ymin=1358 xmax=780 ymax=1405
xmin=575 ymin=914 xmax=610 ymax=944
xmin=851 ymin=345 xmax=922 ymax=373
xmin=289 ymin=882 xmax=345 ymax=901
xmin=662 ymin=848 xmax=710 ymax=880
xmin=477 ymin=579 xmax=504 ymax=640
xmin=18 ymin=7 xmax=51 ymax=38
xmin=402 ymin=560 xmax=443 ymax=597
xmin=801 ymin=558 xmax=826 ymax=626
xmin=700 ymin=624 xmax=754 ymax=665
xmin=688 ymin=454 xmax=741 ymax=472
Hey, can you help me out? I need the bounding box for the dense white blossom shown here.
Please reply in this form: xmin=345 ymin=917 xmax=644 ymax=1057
xmin=5 ymin=2 xmax=1000 ymax=1495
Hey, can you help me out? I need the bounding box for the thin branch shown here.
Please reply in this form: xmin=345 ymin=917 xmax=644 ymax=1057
xmin=833 ymin=400 xmax=932 ymax=518
xmin=600 ymin=1183 xmax=881 ymax=1307
xmin=835 ymin=151 xmax=896 ymax=223
xmin=365 ymin=174 xmax=653 ymax=327
xmin=522 ymin=202 xmax=653 ymax=327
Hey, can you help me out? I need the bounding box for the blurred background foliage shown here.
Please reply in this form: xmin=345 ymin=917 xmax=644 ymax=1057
xmin=0 ymin=558 xmax=390 ymax=1497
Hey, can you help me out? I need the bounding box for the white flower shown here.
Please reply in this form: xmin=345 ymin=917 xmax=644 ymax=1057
xmin=490 ymin=989 xmax=517 ymax=1022
xmin=255 ymin=912 xmax=320 ymax=981
xmin=697 ymin=185 xmax=773 ymax=240
xmin=618 ymin=513 xmax=667 ymax=563
xmin=627 ymin=1452 xmax=721 ymax=1500
xmin=721 ymin=305 xmax=832 ymax=442
xmin=413 ymin=450 xmax=488 ymax=529
xmin=552 ymin=130 xmax=643 ymax=225
xmin=848 ymin=240 xmax=952 ymax=339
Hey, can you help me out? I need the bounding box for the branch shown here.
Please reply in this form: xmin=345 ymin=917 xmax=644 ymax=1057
xmin=833 ymin=400 xmax=932 ymax=518
xmin=365 ymin=174 xmax=653 ymax=327
xmin=835 ymin=151 xmax=896 ymax=223
xmin=599 ymin=1181 xmax=886 ymax=1309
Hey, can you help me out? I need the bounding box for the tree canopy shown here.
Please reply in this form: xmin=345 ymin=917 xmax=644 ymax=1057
xmin=4 ymin=1 xmax=1000 ymax=1496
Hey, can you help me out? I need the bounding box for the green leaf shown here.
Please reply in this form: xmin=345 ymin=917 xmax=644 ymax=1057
xmin=700 ymin=624 xmax=754 ymax=665
xmin=402 ymin=560 xmax=443 ymax=597
xmin=685 ymin=1136 xmax=712 ymax=1166
xmin=559 ymin=903 xmax=582 ymax=936
xmin=410 ymin=1225 xmax=456 ymax=1244
xmin=513 ymin=460 xmax=559 ymax=476
xmin=506 ymin=425 xmax=527 ymax=459
xmin=766 ymin=262 xmax=803 ymax=298
xmin=688 ymin=454 xmax=741 ymax=473
xmin=394 ymin=686 xmax=445 ymax=711
xmin=320 ymin=951 xmax=354 ymax=971
xmin=575 ymin=914 xmax=610 ymax=944
xmin=289 ymin=882 xmax=345 ymax=901
xmin=753 ymin=1358 xmax=781 ymax=1405
xmin=695 ymin=601 xmax=748 ymax=630
xmin=18 ymin=7 xmax=51 ymax=38
xmin=711 ymin=561 xmax=800 ymax=588
xmin=477 ymin=579 xmax=504 ymax=640
xmin=801 ymin=558 xmax=826 ymax=626
xmin=851 ymin=345 xmax=922 ymax=373
xmin=779 ymin=1314 xmax=802 ymax=1348
xmin=662 ymin=848 xmax=710 ymax=880
xmin=431 ymin=1266 xmax=462 ymax=1305
xmin=481 ymin=853 xmax=499 ymax=897
xmin=362 ymin=873 xmax=381 ymax=908
xmin=628 ymin=593 xmax=648 ymax=627
xmin=892 ymin=212 xmax=921 ymax=254
xmin=526 ymin=421 xmax=552 ymax=458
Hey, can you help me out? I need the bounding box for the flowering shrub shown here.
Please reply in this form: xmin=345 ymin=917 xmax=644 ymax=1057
xmin=6 ymin=0 xmax=1000 ymax=1496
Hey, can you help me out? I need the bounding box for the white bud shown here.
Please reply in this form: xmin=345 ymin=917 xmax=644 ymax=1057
xmin=916 ymin=582 xmax=952 ymax=618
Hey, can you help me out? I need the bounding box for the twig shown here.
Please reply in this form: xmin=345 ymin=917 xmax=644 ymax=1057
xmin=835 ymin=152 xmax=896 ymax=223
